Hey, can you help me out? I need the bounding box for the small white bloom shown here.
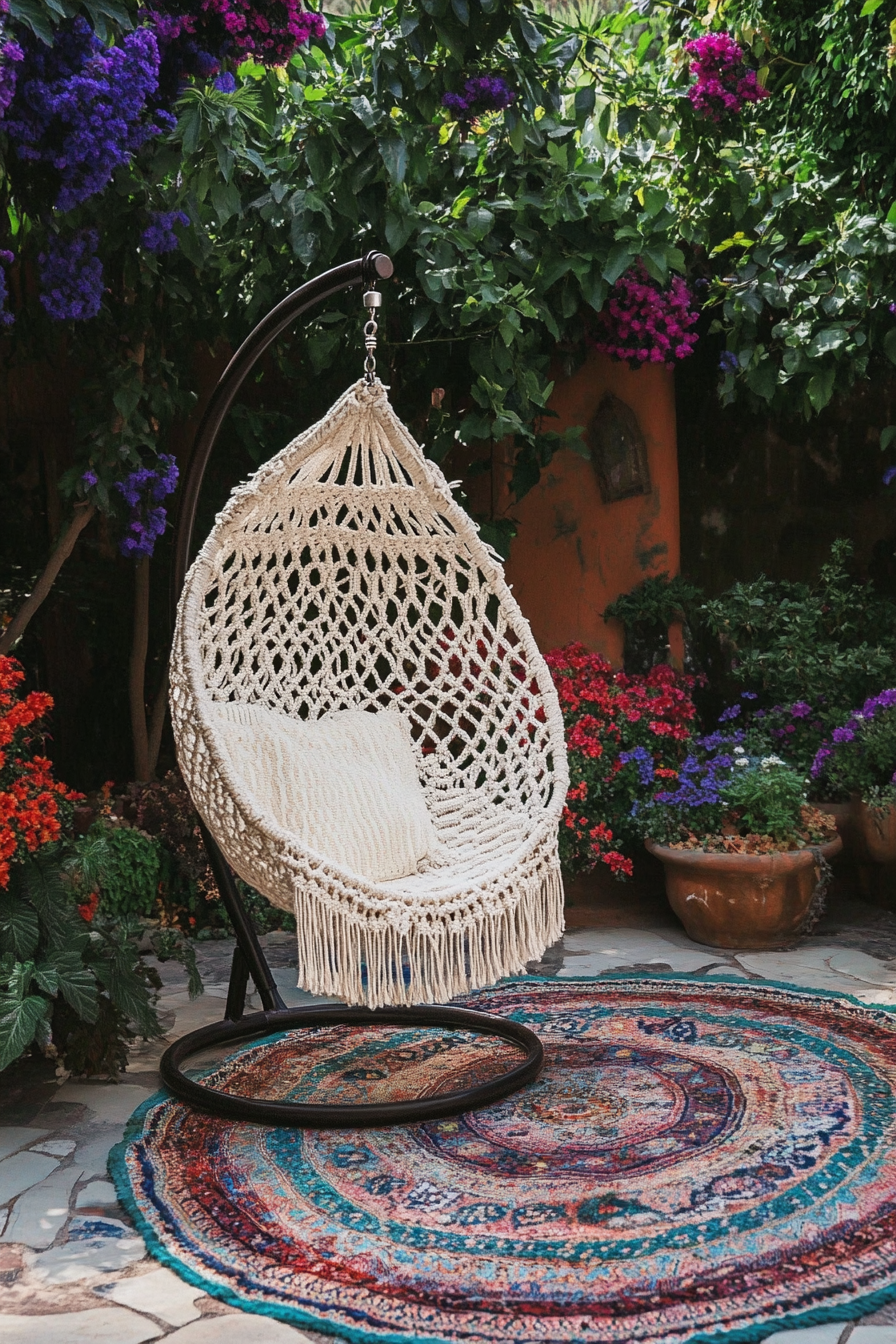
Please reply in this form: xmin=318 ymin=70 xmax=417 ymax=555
xmin=760 ymin=755 xmax=786 ymax=769
xmin=734 ymin=757 xmax=750 ymax=767
xmin=734 ymin=746 xmax=746 ymax=755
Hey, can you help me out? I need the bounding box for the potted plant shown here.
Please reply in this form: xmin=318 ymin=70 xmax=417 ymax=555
xmin=811 ymin=689 xmax=896 ymax=865
xmin=546 ymin=643 xmax=700 ymax=898
xmin=640 ymin=730 xmax=840 ymax=948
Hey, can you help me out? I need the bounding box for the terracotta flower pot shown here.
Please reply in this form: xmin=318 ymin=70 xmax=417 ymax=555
xmin=852 ymin=800 xmax=896 ymax=866
xmin=645 ymin=837 xmax=843 ymax=950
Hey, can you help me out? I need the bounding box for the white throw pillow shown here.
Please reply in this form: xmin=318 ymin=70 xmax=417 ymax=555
xmin=208 ymin=703 xmax=439 ymax=882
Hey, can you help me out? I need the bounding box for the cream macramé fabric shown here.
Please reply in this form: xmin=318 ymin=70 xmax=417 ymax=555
xmin=170 ymin=377 xmax=569 ymax=1008
xmin=208 ymin=703 xmax=441 ymax=882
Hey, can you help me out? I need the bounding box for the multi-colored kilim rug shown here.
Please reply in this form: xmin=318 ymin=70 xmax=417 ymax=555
xmin=112 ymin=976 xmax=896 ymax=1344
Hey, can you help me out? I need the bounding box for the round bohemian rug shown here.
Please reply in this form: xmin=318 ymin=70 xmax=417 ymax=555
xmin=112 ymin=975 xmax=896 ymax=1344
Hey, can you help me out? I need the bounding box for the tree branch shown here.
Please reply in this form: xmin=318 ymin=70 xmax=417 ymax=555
xmin=0 ymin=502 xmax=96 ymax=656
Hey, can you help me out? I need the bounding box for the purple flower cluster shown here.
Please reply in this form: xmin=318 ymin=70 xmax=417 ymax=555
xmin=442 ymin=75 xmax=515 ymax=119
xmin=719 ymin=350 xmax=739 ymax=373
xmin=589 ymin=266 xmax=699 ymax=367
xmin=4 ymin=18 xmax=169 ymax=212
xmin=141 ymin=210 xmax=190 ymax=254
xmin=38 ymin=230 xmax=104 ymax=321
xmin=686 ymin=32 xmax=769 ymax=122
xmin=115 ymin=454 xmax=179 ymax=559
xmin=619 ymin=745 xmax=656 ymax=788
xmin=651 ymin=745 xmax=734 ymax=811
xmin=214 ymin=71 xmax=236 ymax=92
xmin=812 ymin=688 xmax=896 ymax=779
xmin=0 ymin=36 xmax=23 ymax=117
xmin=0 ymin=249 xmax=13 ymax=328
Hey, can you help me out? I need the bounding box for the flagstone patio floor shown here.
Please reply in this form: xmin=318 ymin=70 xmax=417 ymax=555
xmin=5 ymin=886 xmax=896 ymax=1343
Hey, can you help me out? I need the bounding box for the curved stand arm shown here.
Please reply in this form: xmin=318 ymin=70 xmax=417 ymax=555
xmin=170 ymin=250 xmax=394 ymax=616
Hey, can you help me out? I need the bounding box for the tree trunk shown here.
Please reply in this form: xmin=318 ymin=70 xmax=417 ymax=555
xmin=129 ymin=557 xmax=151 ymax=782
xmin=146 ymin=660 xmax=169 ymax=780
xmin=0 ymin=502 xmax=96 ymax=657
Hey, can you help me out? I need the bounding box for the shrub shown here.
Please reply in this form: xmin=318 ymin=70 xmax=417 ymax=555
xmin=701 ymin=541 xmax=896 ymax=724
xmin=0 ymin=848 xmax=162 ymax=1075
xmin=546 ymin=643 xmax=699 ymax=876
xmin=811 ymin=688 xmax=896 ymax=806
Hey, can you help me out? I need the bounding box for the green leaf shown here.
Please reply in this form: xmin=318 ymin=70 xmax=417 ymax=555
xmin=807 ymin=327 xmax=848 ymax=358
xmin=860 ymin=0 xmax=884 ymax=14
xmin=385 ymin=211 xmax=416 ymax=253
xmin=880 ymin=426 xmax=896 ymax=451
xmin=574 ymin=86 xmax=596 ymax=121
xmin=378 ymin=135 xmax=408 ymax=185
xmin=0 ymin=993 xmax=50 ymax=1072
xmin=516 ymin=13 xmax=545 ymax=53
xmin=112 ymin=385 xmax=142 ymax=423
xmin=0 ymin=890 xmax=39 ymax=960
xmin=210 ymin=180 xmax=242 ymax=225
xmin=349 ymin=95 xmax=379 ymax=130
xmin=885 ymin=329 xmax=896 ymax=365
xmin=602 ymin=243 xmax=634 ymax=286
xmin=465 ymin=207 xmax=494 ymax=241
xmin=53 ymin=952 xmax=99 ymax=1022
xmin=807 ymin=366 xmax=836 ymax=412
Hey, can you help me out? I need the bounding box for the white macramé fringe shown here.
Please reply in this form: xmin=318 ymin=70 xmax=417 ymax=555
xmin=292 ymin=859 xmax=565 ymax=1008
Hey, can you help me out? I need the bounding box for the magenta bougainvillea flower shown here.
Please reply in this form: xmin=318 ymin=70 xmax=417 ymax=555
xmin=589 ymin=266 xmax=699 ymax=367
xmin=686 ymin=32 xmax=769 ymax=122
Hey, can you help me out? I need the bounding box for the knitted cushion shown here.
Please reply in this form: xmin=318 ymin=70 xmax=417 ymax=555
xmin=210 ymin=704 xmax=439 ymax=882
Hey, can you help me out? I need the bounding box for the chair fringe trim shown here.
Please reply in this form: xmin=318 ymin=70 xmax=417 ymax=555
xmin=293 ymin=858 xmax=564 ymax=1008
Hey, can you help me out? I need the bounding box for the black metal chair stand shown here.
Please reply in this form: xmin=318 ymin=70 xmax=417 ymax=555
xmin=159 ymin=251 xmax=544 ymax=1128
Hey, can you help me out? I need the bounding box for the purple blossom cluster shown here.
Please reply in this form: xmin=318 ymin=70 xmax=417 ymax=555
xmin=115 ymin=454 xmax=179 ymax=559
xmin=811 ymin=688 xmax=896 ymax=780
xmin=442 ymin=75 xmax=515 ymax=119
xmin=4 ymin=18 xmax=170 ymax=212
xmin=38 ymin=230 xmax=104 ymax=321
xmin=589 ymin=266 xmax=699 ymax=367
xmin=686 ymin=32 xmax=769 ymax=122
xmin=141 ymin=210 xmax=190 ymax=254
xmin=618 ymin=745 xmax=656 ymax=788
xmin=0 ymin=249 xmax=13 ymax=328
xmin=0 ymin=35 xmax=23 ymax=117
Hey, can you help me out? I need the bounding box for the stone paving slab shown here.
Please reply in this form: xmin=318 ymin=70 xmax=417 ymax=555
xmin=0 ymin=1306 xmax=163 ymax=1342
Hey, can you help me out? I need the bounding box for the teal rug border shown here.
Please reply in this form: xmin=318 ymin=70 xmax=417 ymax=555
xmin=108 ymin=969 xmax=896 ymax=1344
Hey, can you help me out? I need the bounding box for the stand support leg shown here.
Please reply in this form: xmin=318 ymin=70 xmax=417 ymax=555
xmin=200 ymin=820 xmax=286 ymax=1013
xmin=225 ymin=946 xmax=250 ymax=1023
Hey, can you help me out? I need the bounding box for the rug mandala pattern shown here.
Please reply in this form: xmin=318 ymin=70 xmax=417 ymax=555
xmin=115 ymin=977 xmax=896 ymax=1344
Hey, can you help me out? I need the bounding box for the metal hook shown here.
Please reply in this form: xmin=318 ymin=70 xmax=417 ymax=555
xmin=362 ymin=288 xmax=381 ymax=384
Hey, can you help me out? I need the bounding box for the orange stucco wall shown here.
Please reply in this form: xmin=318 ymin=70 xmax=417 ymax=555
xmin=500 ymin=350 xmax=680 ymax=666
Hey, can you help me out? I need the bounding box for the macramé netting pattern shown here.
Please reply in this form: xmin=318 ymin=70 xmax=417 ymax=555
xmin=170 ymin=378 xmax=568 ymax=1007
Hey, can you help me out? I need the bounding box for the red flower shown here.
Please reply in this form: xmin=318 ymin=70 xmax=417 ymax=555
xmin=0 ymin=656 xmax=81 ymax=888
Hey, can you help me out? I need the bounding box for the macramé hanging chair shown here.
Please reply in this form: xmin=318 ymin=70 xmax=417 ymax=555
xmin=161 ymin=252 xmax=568 ymax=1127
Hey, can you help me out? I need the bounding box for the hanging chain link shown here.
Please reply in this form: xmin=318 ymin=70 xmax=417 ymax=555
xmin=362 ymin=289 xmax=381 ymax=384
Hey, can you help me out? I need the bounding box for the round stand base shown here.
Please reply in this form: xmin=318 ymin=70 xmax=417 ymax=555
xmin=159 ymin=1003 xmax=543 ymax=1128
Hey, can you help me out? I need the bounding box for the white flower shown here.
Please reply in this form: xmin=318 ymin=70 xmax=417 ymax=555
xmin=760 ymin=755 xmax=786 ymax=769
xmin=734 ymin=757 xmax=750 ymax=767
xmin=734 ymin=746 xmax=746 ymax=755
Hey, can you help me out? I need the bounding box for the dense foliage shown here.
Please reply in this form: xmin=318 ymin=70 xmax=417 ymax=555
xmin=700 ymin=541 xmax=896 ymax=734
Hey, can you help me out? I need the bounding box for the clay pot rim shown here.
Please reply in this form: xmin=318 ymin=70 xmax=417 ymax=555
xmin=645 ymin=836 xmax=842 ymax=869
